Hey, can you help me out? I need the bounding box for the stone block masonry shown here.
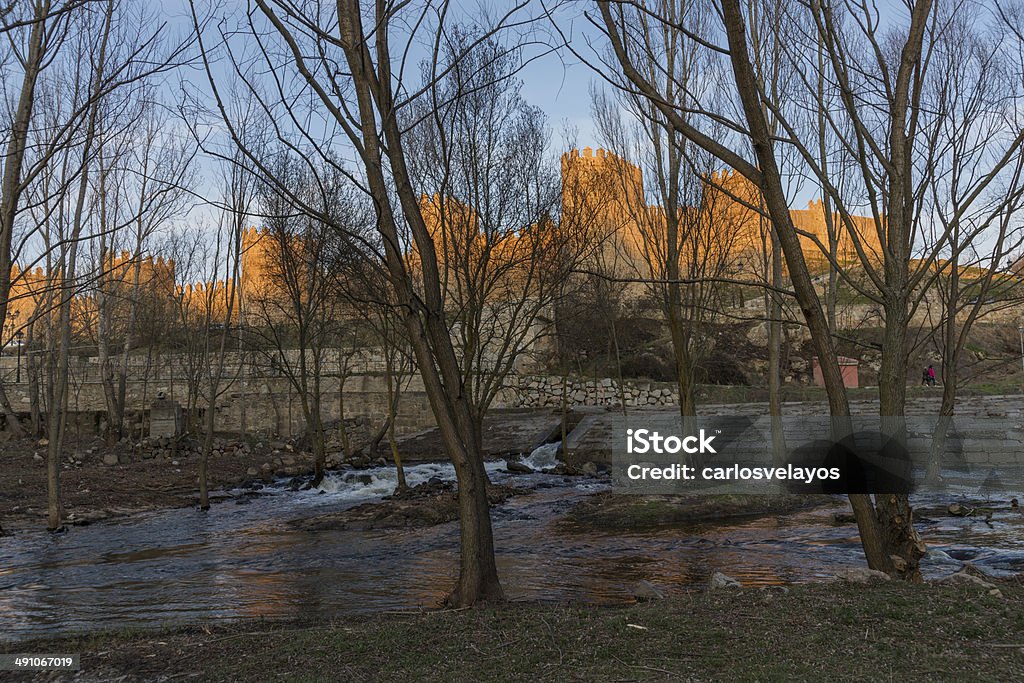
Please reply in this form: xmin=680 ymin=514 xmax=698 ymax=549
xmin=498 ymin=376 xmax=680 ymax=409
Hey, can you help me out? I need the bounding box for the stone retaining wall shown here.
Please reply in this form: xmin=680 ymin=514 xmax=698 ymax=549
xmin=498 ymin=376 xmax=679 ymax=408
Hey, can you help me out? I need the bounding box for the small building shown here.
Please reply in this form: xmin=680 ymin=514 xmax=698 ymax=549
xmin=811 ymin=356 xmax=859 ymax=389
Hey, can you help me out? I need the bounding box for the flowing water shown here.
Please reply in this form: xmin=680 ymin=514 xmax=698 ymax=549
xmin=2 ymin=456 xmax=1024 ymax=643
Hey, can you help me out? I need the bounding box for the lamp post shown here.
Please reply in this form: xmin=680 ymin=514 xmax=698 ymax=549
xmin=15 ymin=330 xmax=23 ymax=383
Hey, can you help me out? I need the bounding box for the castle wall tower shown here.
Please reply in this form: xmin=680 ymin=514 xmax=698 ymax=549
xmin=561 ymin=147 xmax=650 ymax=279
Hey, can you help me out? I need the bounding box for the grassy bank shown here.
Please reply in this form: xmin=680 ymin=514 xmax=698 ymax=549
xmin=6 ymin=582 xmax=1023 ymax=681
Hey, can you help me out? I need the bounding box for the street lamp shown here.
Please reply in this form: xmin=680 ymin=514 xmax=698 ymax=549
xmin=15 ymin=330 xmax=23 ymax=383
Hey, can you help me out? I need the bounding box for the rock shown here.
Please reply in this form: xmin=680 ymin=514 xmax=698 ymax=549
xmin=32 ymin=453 xmax=43 ymax=464
xmin=505 ymin=460 xmax=533 ymax=474
xmin=835 ymin=567 xmax=891 ymax=583
xmin=939 ymin=570 xmax=997 ymax=590
xmin=246 ymin=467 xmax=258 ymax=477
xmin=37 ymin=438 xmax=49 ymax=447
xmin=102 ymin=453 xmax=119 ymax=467
xmin=948 ymin=503 xmax=970 ymax=516
xmin=831 ymin=512 xmax=857 ymax=525
xmin=989 ymin=588 xmax=1004 ymax=599
xmin=346 ymin=473 xmax=373 ymax=486
xmin=581 ymin=462 xmax=599 ymax=477
xmin=709 ymin=572 xmax=741 ymax=589
xmin=630 ymin=579 xmax=664 ymax=602
xmin=374 ymin=457 xmax=387 ymax=467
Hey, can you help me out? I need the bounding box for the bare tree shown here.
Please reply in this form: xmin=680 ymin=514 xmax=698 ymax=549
xmin=189 ymin=0 xmax=579 ymax=605
xmin=592 ymin=0 xmax=1024 ymax=579
xmin=0 ymin=0 xmax=63 ymax=435
xmin=403 ymin=29 xmax=580 ymax=432
xmin=1 ymin=0 xmax=187 ymax=437
xmin=592 ymin=0 xmax=894 ymax=576
xmin=247 ymin=152 xmax=359 ymax=486
xmin=196 ymin=158 xmax=251 ymax=510
xmin=591 ymin=73 xmax=739 ymax=418
xmin=90 ymin=101 xmax=195 ymax=440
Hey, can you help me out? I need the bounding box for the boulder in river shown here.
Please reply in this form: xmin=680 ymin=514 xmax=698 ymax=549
xmin=947 ymin=503 xmax=971 ymax=517
xmin=506 ymin=460 xmax=533 ymax=474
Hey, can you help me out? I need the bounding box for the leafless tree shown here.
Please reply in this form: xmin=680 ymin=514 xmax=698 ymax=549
xmin=591 ymin=75 xmax=739 ymax=417
xmin=247 ymin=151 xmax=359 ymax=486
xmin=90 ymin=98 xmax=195 ymax=440
xmin=0 ymin=0 xmax=188 ymax=439
xmin=196 ymin=157 xmax=251 ymax=510
xmin=591 ymin=0 xmax=1024 ymax=579
xmin=190 ymin=0 xmax=575 ymax=605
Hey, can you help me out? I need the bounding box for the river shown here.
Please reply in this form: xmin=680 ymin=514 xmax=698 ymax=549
xmin=2 ymin=461 xmax=1023 ymax=643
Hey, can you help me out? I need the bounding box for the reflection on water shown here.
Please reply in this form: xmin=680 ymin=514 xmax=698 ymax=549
xmin=1 ymin=465 xmax=1023 ymax=643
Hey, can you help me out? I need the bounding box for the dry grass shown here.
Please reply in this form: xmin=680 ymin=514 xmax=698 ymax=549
xmin=5 ymin=581 xmax=1024 ymax=682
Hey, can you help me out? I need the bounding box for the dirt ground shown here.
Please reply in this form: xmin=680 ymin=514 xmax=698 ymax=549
xmin=0 ymin=435 xmax=318 ymax=533
xmin=0 ymin=409 xmax=568 ymax=534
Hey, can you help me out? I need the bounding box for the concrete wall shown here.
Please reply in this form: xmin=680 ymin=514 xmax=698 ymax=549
xmin=1 ymin=373 xmax=438 ymax=438
xmin=0 ymin=366 xmax=684 ymax=438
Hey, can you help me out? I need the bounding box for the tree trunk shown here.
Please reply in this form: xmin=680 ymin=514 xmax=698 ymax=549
xmin=876 ymin=309 xmax=925 ymax=580
xmin=338 ymin=3 xmax=503 ymax=605
xmin=385 ymin=365 xmax=407 ymax=491
xmin=767 ymin=227 xmax=786 ymax=465
xmin=715 ymin=0 xmax=894 ymax=574
xmin=0 ymin=1 xmax=48 ymax=439
xmin=0 ymin=383 xmax=22 ymax=436
xmin=199 ymin=403 xmax=215 ymax=510
xmin=446 ymin=445 xmax=503 ymax=606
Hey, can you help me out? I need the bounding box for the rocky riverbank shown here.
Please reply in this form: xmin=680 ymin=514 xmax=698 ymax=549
xmin=289 ymin=478 xmax=530 ymax=531
xmin=0 ymin=428 xmax=421 ymax=533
